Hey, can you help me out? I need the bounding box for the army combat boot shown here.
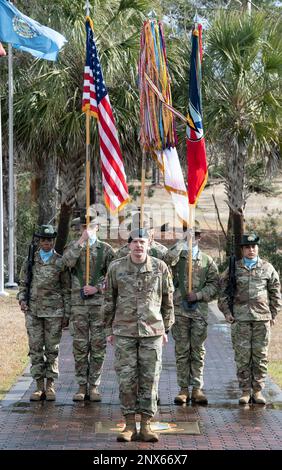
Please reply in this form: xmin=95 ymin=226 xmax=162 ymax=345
xmin=191 ymin=388 xmax=208 ymax=404
xmin=46 ymin=378 xmax=56 ymax=401
xmin=253 ymin=391 xmax=266 ymax=404
xmin=30 ymin=378 xmax=45 ymax=401
xmin=117 ymin=414 xmax=138 ymax=442
xmin=174 ymin=388 xmax=190 ymax=404
xmin=139 ymin=414 xmax=159 ymax=442
xmin=239 ymin=390 xmax=251 ymax=405
xmin=73 ymin=384 xmax=87 ymax=401
xmin=89 ymin=386 xmax=101 ymax=402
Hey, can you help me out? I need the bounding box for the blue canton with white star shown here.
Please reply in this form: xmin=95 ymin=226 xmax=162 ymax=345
xmin=86 ymin=21 xmax=108 ymax=104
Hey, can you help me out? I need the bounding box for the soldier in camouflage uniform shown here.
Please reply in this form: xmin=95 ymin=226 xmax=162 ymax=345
xmin=18 ymin=225 xmax=70 ymax=401
xmin=62 ymin=210 xmax=115 ymax=402
xmin=114 ymin=215 xmax=167 ymax=261
xmin=218 ymin=233 xmax=281 ymax=405
xmin=103 ymin=228 xmax=174 ymax=442
xmin=164 ymin=227 xmax=219 ymax=405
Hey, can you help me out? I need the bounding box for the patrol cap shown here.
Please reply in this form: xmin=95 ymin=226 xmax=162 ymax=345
xmin=128 ymin=228 xmax=150 ymax=243
xmin=240 ymin=233 xmax=260 ymax=246
xmin=34 ymin=225 xmax=57 ymax=239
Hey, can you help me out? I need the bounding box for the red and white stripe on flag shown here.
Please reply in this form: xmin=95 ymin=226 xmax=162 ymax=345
xmin=82 ymin=65 xmax=98 ymax=117
xmin=98 ymin=95 xmax=129 ymax=213
xmin=82 ymin=17 xmax=129 ymax=213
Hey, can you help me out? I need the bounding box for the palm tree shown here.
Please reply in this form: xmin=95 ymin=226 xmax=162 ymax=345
xmin=204 ymin=11 xmax=282 ymax=257
xmin=7 ymin=0 xmax=160 ymax=253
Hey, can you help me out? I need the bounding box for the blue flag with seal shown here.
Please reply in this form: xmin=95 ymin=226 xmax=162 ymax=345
xmin=0 ymin=0 xmax=67 ymax=61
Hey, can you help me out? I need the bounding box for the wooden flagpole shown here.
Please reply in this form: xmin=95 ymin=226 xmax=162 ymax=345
xmin=187 ymin=204 xmax=195 ymax=292
xmin=85 ymin=109 xmax=91 ymax=285
xmin=85 ymin=0 xmax=91 ymax=285
xmin=140 ymin=149 xmax=146 ymax=229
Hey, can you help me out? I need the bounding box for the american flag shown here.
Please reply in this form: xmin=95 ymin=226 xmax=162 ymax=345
xmin=82 ymin=17 xmax=129 ymax=213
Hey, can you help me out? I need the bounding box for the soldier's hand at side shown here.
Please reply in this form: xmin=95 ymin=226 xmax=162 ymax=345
xmin=19 ymin=300 xmax=28 ymax=312
xmin=187 ymin=292 xmax=197 ymax=302
xmin=225 ymin=313 xmax=235 ymax=323
xmin=83 ymin=285 xmax=98 ymax=296
xmin=107 ymin=335 xmax=114 ymax=346
xmin=270 ymin=319 xmax=275 ymax=327
xmin=162 ymin=333 xmax=168 ymax=345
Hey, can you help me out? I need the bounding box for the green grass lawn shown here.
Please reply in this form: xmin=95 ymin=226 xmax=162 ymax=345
xmin=0 ymin=292 xmax=29 ymax=401
xmin=0 ymin=357 xmax=29 ymax=401
xmin=268 ymin=361 xmax=282 ymax=388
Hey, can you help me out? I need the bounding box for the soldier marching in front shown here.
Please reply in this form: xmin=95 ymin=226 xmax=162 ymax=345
xmin=165 ymin=226 xmax=219 ymax=405
xmin=62 ymin=210 xmax=115 ymax=402
xmin=103 ymin=228 xmax=174 ymax=442
xmin=218 ymin=233 xmax=281 ymax=405
xmin=18 ymin=225 xmax=70 ymax=401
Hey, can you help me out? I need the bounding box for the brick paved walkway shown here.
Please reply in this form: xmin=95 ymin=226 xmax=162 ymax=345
xmin=0 ymin=304 xmax=282 ymax=450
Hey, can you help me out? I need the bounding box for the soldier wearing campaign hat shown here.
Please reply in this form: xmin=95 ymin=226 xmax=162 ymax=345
xmin=62 ymin=208 xmax=115 ymax=402
xmin=164 ymin=222 xmax=219 ymax=406
xmin=239 ymin=233 xmax=260 ymax=246
xmin=218 ymin=233 xmax=281 ymax=405
xmin=18 ymin=225 xmax=70 ymax=401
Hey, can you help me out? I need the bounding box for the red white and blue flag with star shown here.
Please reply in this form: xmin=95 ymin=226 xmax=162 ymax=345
xmin=82 ymin=17 xmax=129 ymax=213
xmin=186 ymin=23 xmax=208 ymax=205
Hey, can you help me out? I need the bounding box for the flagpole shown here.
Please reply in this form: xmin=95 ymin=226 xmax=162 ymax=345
xmin=5 ymin=42 xmax=17 ymax=288
xmin=186 ymin=21 xmax=207 ymax=295
xmin=85 ymin=110 xmax=91 ymax=285
xmin=85 ymin=0 xmax=91 ymax=285
xmin=187 ymin=204 xmax=194 ymax=292
xmin=0 ymin=71 xmax=9 ymax=297
xmin=140 ymin=149 xmax=146 ymax=228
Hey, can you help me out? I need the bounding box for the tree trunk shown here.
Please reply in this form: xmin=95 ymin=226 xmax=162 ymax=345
xmin=55 ymin=151 xmax=85 ymax=252
xmin=145 ymin=156 xmax=152 ymax=180
xmin=225 ymin=143 xmax=247 ymax=259
xmin=37 ymin=157 xmax=58 ymax=226
xmin=55 ymin=201 xmax=72 ymax=255
xmin=91 ymin=163 xmax=100 ymax=205
xmin=227 ymin=208 xmax=244 ymax=259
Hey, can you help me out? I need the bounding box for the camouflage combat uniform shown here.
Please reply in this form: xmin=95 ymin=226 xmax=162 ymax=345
xmin=218 ymin=258 xmax=281 ymax=392
xmin=165 ymin=243 xmax=219 ymax=390
xmin=114 ymin=239 xmax=168 ymax=261
xmin=18 ymin=251 xmax=71 ymax=380
xmin=103 ymin=255 xmax=174 ymax=417
xmin=62 ymin=239 xmax=114 ymax=387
